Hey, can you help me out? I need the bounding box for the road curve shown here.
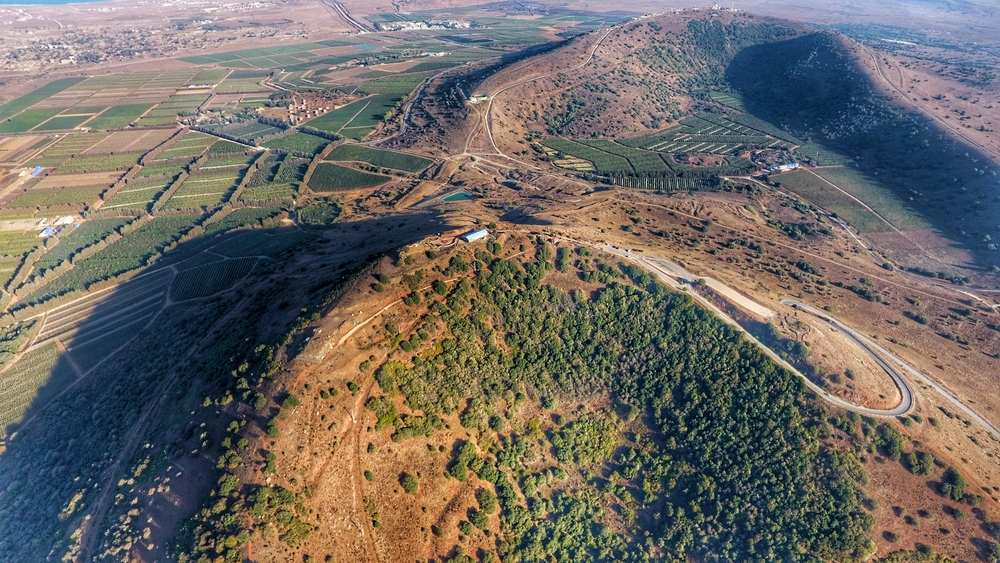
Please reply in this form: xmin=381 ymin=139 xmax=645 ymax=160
xmin=585 ymin=242 xmax=915 ymax=417
xmin=784 ymin=299 xmax=1000 ymax=441
xmin=780 ymin=299 xmax=913 ymax=417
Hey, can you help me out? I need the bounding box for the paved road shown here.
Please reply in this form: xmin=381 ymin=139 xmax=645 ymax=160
xmin=593 ymin=243 xmax=914 ymax=417
xmin=784 ymin=299 xmax=1000 ymax=441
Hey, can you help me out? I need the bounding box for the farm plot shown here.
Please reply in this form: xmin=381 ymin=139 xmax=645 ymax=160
xmin=136 ymin=161 xmax=190 ymax=179
xmin=794 ymin=143 xmax=853 ymax=166
xmin=308 ymin=162 xmax=389 ymax=191
xmin=55 ymin=153 xmax=141 ymax=174
xmin=298 ymin=201 xmax=341 ymax=226
xmin=0 ymin=77 xmax=86 ymax=122
xmin=576 ymin=140 xmax=671 ymax=173
xmin=239 ymin=155 xmax=306 ymax=204
xmin=20 ymin=215 xmax=200 ymax=306
xmin=170 ymin=256 xmax=258 ymax=300
xmin=302 ymin=98 xmax=370 ymax=134
xmin=619 ymin=111 xmax=792 ymax=154
xmin=85 ymin=104 xmax=154 ymax=130
xmin=32 ymin=268 xmax=172 ymax=373
xmin=10 ymin=185 xmax=107 ymax=210
xmin=32 ymin=115 xmax=91 ymax=132
xmin=709 ymin=91 xmax=747 ymax=111
xmin=33 ymin=217 xmax=133 ymax=274
xmin=35 ymin=171 xmax=123 ymax=189
xmin=30 ymin=132 xmax=109 ymax=166
xmin=161 ymin=167 xmax=245 ymax=211
xmin=211 ymin=229 xmax=315 ymax=258
xmin=262 ymin=132 xmax=330 ymax=155
xmin=542 ymin=139 xmax=632 ymax=173
xmin=189 ymin=69 xmax=232 ymax=84
xmin=151 ymin=133 xmax=216 ymax=162
xmin=102 ymin=177 xmax=174 ymax=211
xmin=0 ymin=230 xmax=42 ymax=257
xmin=0 ymin=109 xmax=64 ymax=134
xmin=812 ymin=167 xmax=930 ymax=231
xmin=326 ymin=144 xmax=432 ymax=172
xmin=206 ymin=140 xmax=250 ymax=156
xmin=214 ymin=79 xmax=270 ymax=95
xmin=355 ymin=74 xmax=429 ymax=95
xmin=0 ymin=135 xmax=53 ymax=167
xmin=772 ymin=169 xmax=888 ymax=233
xmin=84 ymin=129 xmax=176 ymax=155
xmin=337 ymin=94 xmax=405 ymax=138
xmin=205 ymin=207 xmax=286 ymax=235
xmin=0 ymin=343 xmax=76 ymax=436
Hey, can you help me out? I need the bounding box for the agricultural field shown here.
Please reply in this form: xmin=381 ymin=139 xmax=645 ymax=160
xmin=25 ymin=132 xmax=108 ymax=167
xmin=308 ymin=162 xmax=389 ymax=191
xmin=33 ymin=217 xmax=133 ymax=274
xmin=31 ymin=268 xmax=173 ymax=373
xmin=0 ymin=343 xmax=76 ymax=437
xmin=709 ymin=91 xmax=747 ymax=111
xmin=32 ymin=115 xmax=91 ymax=132
xmin=206 ymin=140 xmax=249 ymax=156
xmin=298 ymin=201 xmax=341 ymax=226
xmin=812 ymin=167 xmax=930 ymax=231
xmin=150 ymin=132 xmax=216 ymax=162
xmin=355 ymin=74 xmax=429 ymax=95
xmin=620 ymin=112 xmax=792 ymax=155
xmin=205 ymin=207 xmax=286 ymax=235
xmin=55 ymin=153 xmax=141 ymax=174
xmin=170 ymin=256 xmax=258 ymax=300
xmin=0 ymin=135 xmax=54 ymax=167
xmin=239 ymin=155 xmax=306 ymax=204
xmin=771 ymin=169 xmax=889 ymax=233
xmin=200 ymin=120 xmax=284 ymax=145
xmin=0 ymin=230 xmax=42 ymax=257
xmin=0 ymin=77 xmax=86 ymax=123
xmin=262 ymin=132 xmax=330 ymax=155
xmin=0 ymin=109 xmax=63 ymax=134
xmin=85 ymin=105 xmax=155 ymax=130
xmin=84 ymin=129 xmax=175 ymax=155
xmin=210 ymin=229 xmax=315 ymax=258
xmin=542 ymin=138 xmax=633 ymax=173
xmin=326 ymin=144 xmax=432 ymax=172
xmin=303 ymin=93 xmax=406 ymax=139
xmin=161 ymin=166 xmax=244 ymax=211
xmin=794 ymin=143 xmax=853 ymax=166
xmin=19 ymin=214 xmax=201 ymax=306
xmin=10 ymin=185 xmax=107 ymax=210
xmin=102 ymin=177 xmax=175 ymax=211
xmin=34 ymin=171 xmax=123 ymax=189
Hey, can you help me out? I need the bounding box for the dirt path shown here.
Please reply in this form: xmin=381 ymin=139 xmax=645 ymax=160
xmin=864 ymin=45 xmax=1000 ymax=163
xmin=74 ymin=278 xmax=264 ymax=562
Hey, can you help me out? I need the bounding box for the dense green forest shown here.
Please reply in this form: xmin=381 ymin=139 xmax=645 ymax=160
xmin=367 ymin=245 xmax=875 ymax=562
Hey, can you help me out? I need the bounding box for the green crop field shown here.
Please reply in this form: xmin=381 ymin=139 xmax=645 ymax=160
xmin=103 ymin=177 xmax=175 ymax=211
xmin=304 ymin=98 xmax=371 ymax=134
xmin=309 ymin=162 xmax=389 ymax=191
xmin=86 ymin=105 xmax=154 ymax=130
xmin=771 ymin=169 xmax=888 ymax=233
xmin=10 ymin=186 xmax=107 ymax=209
xmin=576 ymin=140 xmax=671 ymax=173
xmin=813 ymin=167 xmax=930 ymax=231
xmin=170 ymin=256 xmax=258 ymax=300
xmin=205 ymin=207 xmax=285 ymax=235
xmin=0 ymin=343 xmax=76 ymax=436
xmin=34 ymin=217 xmax=133 ymax=273
xmin=0 ymin=109 xmax=63 ymax=133
xmin=263 ymin=132 xmax=330 ymax=155
xmin=33 ymin=115 xmax=91 ymax=132
xmin=0 ymin=231 xmax=42 ymax=257
xmin=794 ymin=143 xmax=853 ymax=166
xmin=56 ymin=153 xmax=141 ymax=173
xmin=709 ymin=91 xmax=747 ymax=111
xmin=326 ymin=144 xmax=432 ymax=172
xmin=22 ymin=214 xmax=201 ymax=305
xmin=0 ymin=77 xmax=86 ymax=123
xmin=355 ymin=74 xmax=428 ymax=95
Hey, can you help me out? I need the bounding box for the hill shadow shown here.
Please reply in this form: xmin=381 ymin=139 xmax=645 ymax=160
xmin=724 ymin=31 xmax=1000 ymax=276
xmin=0 ymin=210 xmax=449 ymax=562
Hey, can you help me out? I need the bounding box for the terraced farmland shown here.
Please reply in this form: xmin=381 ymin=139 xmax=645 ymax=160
xmin=33 ymin=217 xmax=133 ymax=274
xmin=0 ymin=343 xmax=76 ymax=436
xmin=262 ymin=132 xmax=330 ymax=155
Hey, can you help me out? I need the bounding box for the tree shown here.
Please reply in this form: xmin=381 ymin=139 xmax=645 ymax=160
xmin=400 ymin=472 xmax=418 ymax=495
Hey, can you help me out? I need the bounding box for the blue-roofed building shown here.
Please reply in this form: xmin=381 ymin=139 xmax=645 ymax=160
xmin=31 ymin=166 xmax=44 ymax=176
xmin=459 ymin=229 xmax=489 ymax=243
